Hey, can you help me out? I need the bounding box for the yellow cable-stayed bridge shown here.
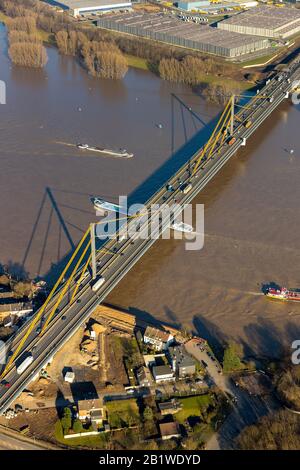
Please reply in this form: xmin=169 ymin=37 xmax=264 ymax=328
xmin=0 ymin=58 xmax=299 ymax=413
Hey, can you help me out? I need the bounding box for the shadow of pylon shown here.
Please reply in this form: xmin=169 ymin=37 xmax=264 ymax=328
xmin=21 ymin=187 xmax=76 ymax=275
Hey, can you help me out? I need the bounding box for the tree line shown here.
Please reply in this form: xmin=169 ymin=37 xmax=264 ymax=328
xmin=55 ymin=30 xmax=128 ymax=79
xmin=237 ymin=410 xmax=300 ymax=450
xmin=2 ymin=1 xmax=48 ymax=68
xmin=0 ymin=0 xmax=245 ymax=92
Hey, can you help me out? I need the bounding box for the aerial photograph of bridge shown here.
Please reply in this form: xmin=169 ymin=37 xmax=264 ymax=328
xmin=0 ymin=0 xmax=300 ymax=462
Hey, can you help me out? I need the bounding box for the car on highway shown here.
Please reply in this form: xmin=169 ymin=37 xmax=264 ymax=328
xmin=1 ymin=380 xmax=11 ymax=388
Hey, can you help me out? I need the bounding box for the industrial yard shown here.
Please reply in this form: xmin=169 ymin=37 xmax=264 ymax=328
xmin=97 ymin=11 xmax=272 ymax=58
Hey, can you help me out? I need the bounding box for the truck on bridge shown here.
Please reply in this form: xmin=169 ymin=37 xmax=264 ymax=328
xmin=16 ymin=355 xmax=33 ymax=375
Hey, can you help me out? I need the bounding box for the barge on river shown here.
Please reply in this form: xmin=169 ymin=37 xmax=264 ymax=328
xmin=77 ymin=143 xmax=133 ymax=158
xmin=266 ymin=286 xmax=300 ymax=302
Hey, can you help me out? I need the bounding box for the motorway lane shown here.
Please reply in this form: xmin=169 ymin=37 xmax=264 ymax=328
xmin=0 ymin=433 xmax=44 ymax=451
xmin=1 ymin=59 xmax=300 ymax=413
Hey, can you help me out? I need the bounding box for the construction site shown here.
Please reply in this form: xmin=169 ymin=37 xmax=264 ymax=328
xmin=0 ymin=304 xmax=185 ymax=412
xmin=0 ymin=304 xmax=202 ymax=446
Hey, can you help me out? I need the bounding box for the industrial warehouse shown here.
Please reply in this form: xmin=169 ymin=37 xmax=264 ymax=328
xmin=51 ymin=0 xmax=132 ymax=16
xmin=217 ymin=5 xmax=300 ymax=39
xmin=97 ymin=12 xmax=271 ymax=58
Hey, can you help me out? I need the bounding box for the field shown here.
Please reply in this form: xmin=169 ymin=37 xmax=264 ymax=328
xmin=125 ymin=54 xmax=149 ymax=71
xmin=175 ymin=395 xmax=213 ymax=424
xmin=54 ymin=421 xmax=108 ymax=449
xmin=106 ymin=399 xmax=140 ymax=429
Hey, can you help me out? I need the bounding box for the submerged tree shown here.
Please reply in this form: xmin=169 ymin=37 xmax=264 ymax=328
xmin=9 ymin=42 xmax=48 ymax=68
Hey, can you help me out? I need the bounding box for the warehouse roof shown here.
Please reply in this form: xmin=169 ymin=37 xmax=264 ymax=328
xmin=218 ymin=5 xmax=300 ymax=30
xmin=55 ymin=0 xmax=131 ymax=10
xmin=100 ymin=12 xmax=269 ymax=49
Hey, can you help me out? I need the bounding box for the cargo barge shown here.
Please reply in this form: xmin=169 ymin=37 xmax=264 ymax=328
xmin=77 ymin=143 xmax=133 ymax=158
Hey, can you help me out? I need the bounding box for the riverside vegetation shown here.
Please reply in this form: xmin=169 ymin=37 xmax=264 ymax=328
xmin=0 ymin=0 xmax=247 ymax=102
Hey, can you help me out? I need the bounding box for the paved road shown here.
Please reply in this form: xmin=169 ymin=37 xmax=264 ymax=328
xmin=0 ymin=433 xmax=43 ymax=450
xmin=1 ymin=57 xmax=300 ymax=414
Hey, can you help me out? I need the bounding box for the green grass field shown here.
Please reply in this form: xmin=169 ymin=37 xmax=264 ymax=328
xmin=241 ymin=52 xmax=280 ymax=68
xmin=125 ymin=54 xmax=149 ymax=71
xmin=106 ymin=398 xmax=140 ymax=429
xmin=54 ymin=421 xmax=108 ymax=449
xmin=175 ymin=395 xmax=213 ymax=424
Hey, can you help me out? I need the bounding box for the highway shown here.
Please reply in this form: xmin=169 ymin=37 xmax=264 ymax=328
xmin=0 ymin=56 xmax=299 ymax=414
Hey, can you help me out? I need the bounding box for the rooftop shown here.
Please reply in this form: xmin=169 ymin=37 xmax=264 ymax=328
xmin=159 ymin=421 xmax=181 ymax=438
xmin=77 ymin=398 xmax=103 ymax=413
xmin=144 ymin=326 xmax=172 ymax=343
xmin=98 ymin=12 xmax=270 ymax=50
xmin=90 ymin=408 xmax=105 ymax=420
xmin=218 ymin=5 xmax=300 ymax=30
xmin=158 ymin=399 xmax=181 ymax=412
xmin=168 ymin=345 xmax=195 ymax=368
xmin=54 ymin=0 xmax=131 ymax=10
xmin=0 ymin=301 xmax=32 ymax=314
xmin=152 ymin=365 xmax=174 ymax=377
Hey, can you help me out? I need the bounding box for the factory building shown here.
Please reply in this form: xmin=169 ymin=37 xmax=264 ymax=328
xmin=217 ymin=5 xmax=300 ymax=39
xmin=176 ymin=0 xmax=210 ymax=11
xmin=97 ymin=12 xmax=271 ymax=58
xmin=51 ymin=0 xmax=132 ymax=17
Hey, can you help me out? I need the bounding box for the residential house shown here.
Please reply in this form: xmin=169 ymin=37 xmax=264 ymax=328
xmin=136 ymin=366 xmax=152 ymax=387
xmin=144 ymin=326 xmax=174 ymax=351
xmin=158 ymin=399 xmax=182 ymax=416
xmin=0 ymin=301 xmax=33 ymax=323
xmin=90 ymin=408 xmax=106 ymax=426
xmin=77 ymin=398 xmax=104 ymax=424
xmin=159 ymin=421 xmax=181 ymax=440
xmin=168 ymin=345 xmax=196 ymax=378
xmin=152 ymin=365 xmax=174 ymax=383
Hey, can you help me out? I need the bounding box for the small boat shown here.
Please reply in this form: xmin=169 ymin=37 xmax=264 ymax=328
xmin=77 ymin=144 xmax=133 ymax=158
xmin=266 ymin=286 xmax=300 ymax=302
xmin=170 ymin=221 xmax=194 ymax=233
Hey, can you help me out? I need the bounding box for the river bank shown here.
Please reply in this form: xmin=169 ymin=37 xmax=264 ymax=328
xmin=0 ymin=6 xmax=251 ymax=94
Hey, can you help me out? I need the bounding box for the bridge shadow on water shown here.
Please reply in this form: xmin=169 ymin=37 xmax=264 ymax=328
xmin=18 ymin=92 xmax=220 ymax=285
xmin=12 ymin=88 xmax=297 ymax=338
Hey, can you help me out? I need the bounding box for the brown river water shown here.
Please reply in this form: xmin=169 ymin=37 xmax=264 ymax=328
xmin=0 ymin=24 xmax=300 ymax=357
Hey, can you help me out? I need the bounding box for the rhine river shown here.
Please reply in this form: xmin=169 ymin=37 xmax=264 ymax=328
xmin=0 ymin=24 xmax=300 ymax=357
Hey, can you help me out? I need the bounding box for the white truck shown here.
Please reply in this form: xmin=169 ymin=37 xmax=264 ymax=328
xmin=91 ymin=276 xmax=105 ymax=293
xmin=16 ymin=354 xmax=34 ymax=375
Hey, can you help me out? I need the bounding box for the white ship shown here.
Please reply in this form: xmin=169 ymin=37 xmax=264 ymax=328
xmin=92 ymin=197 xmax=128 ymax=216
xmin=170 ymin=221 xmax=194 ymax=233
xmin=77 ymin=143 xmax=133 ymax=158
